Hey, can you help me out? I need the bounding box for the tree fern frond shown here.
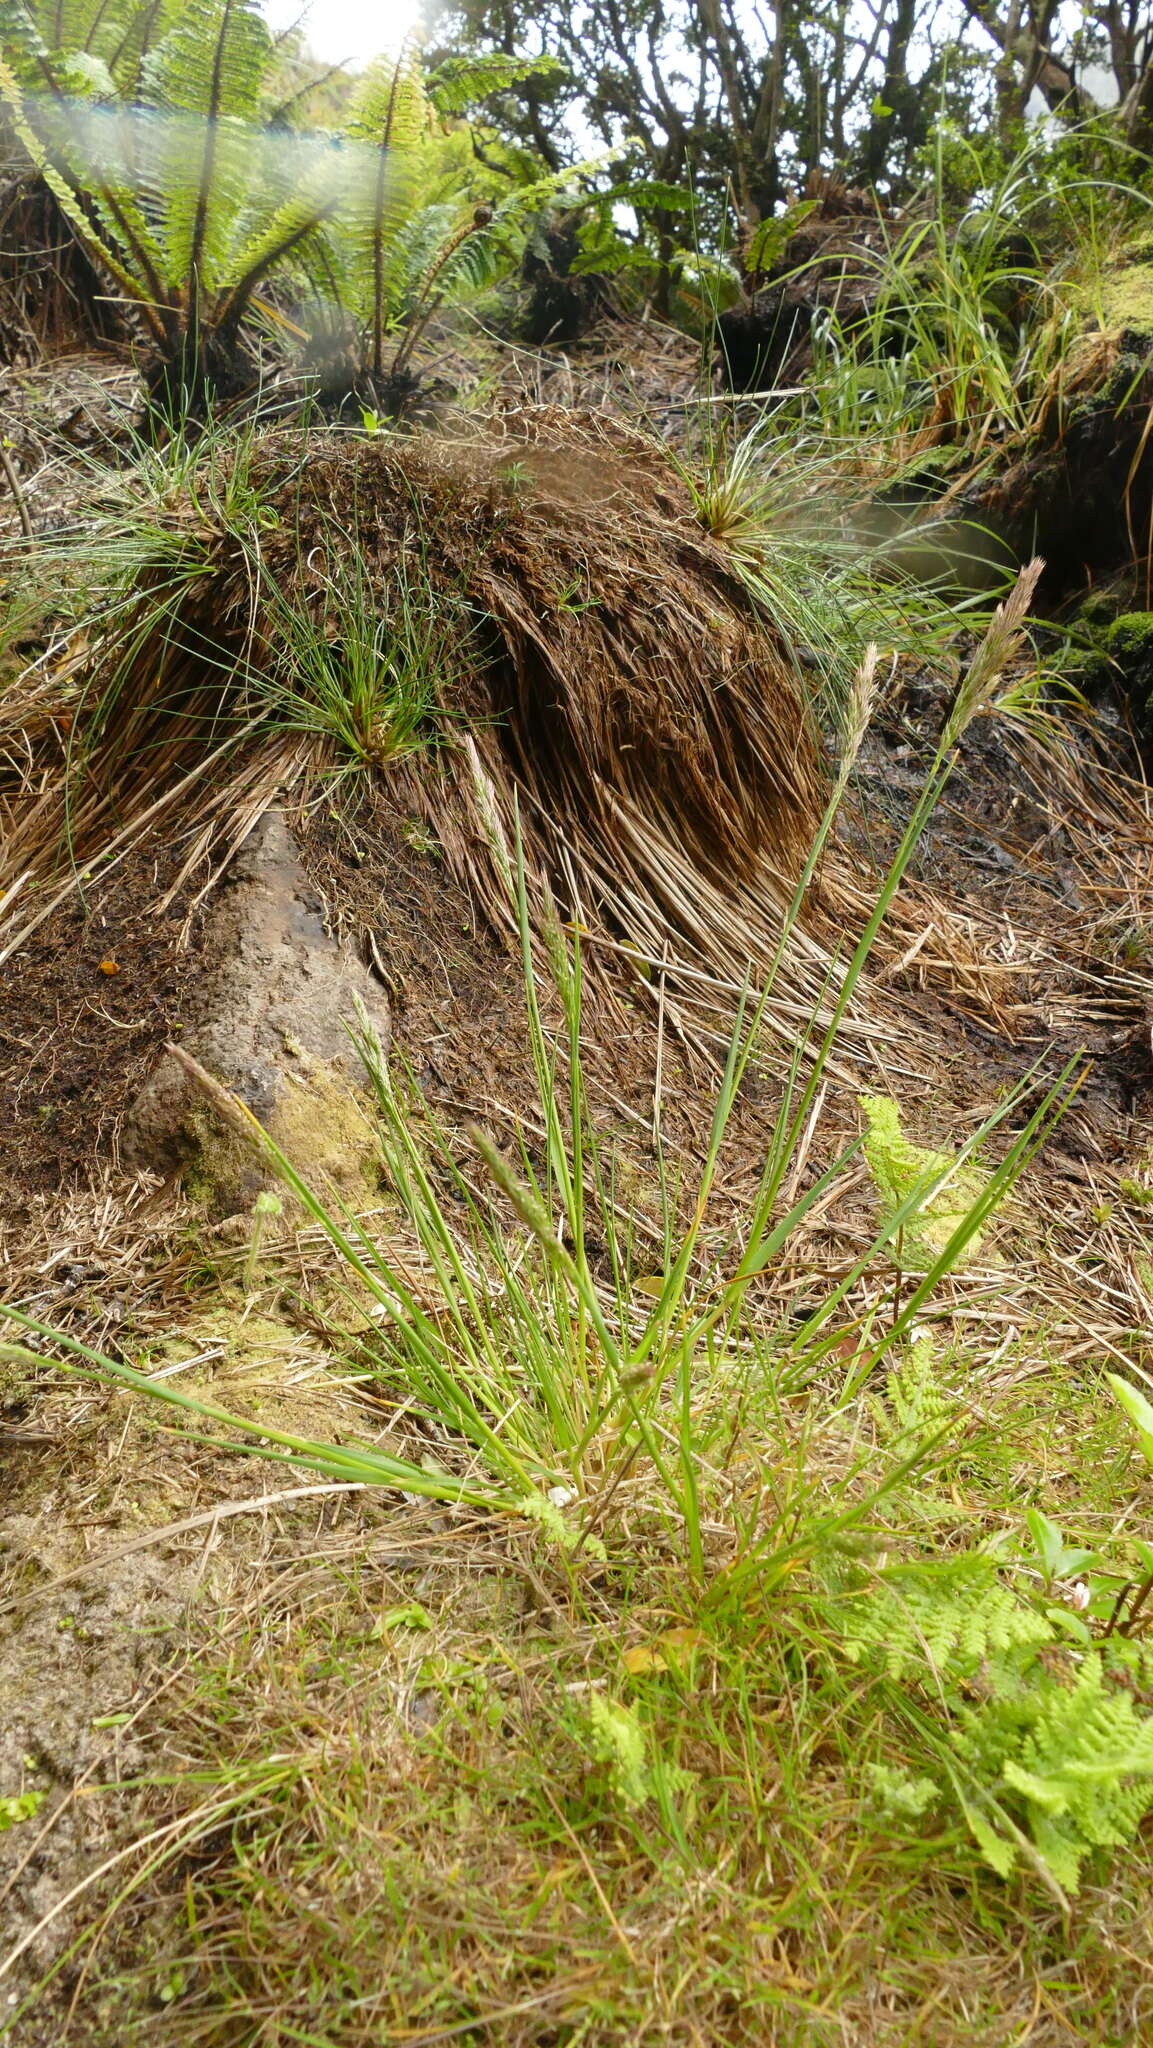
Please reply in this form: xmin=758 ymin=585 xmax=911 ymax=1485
xmin=140 ymin=0 xmax=272 ymax=301
xmin=0 ymin=58 xmax=170 ymax=333
xmin=33 ymin=96 xmax=175 ymax=301
xmin=482 ymin=155 xmax=612 ymax=231
xmin=0 ymin=0 xmax=60 ymax=88
xmin=218 ymin=176 xmax=345 ymax=329
xmin=106 ymin=0 xmax=177 ymax=92
xmin=426 ymin=51 xmax=563 ymax=117
xmin=141 ymin=0 xmax=267 ymax=118
xmin=345 ymin=45 xmax=430 ymax=153
xmin=0 ymin=0 xmax=173 ymax=92
xmin=31 ymin=0 xmax=117 ymax=53
xmin=53 ymin=47 xmax=113 ymax=91
xmin=600 ymin=176 xmax=694 ymax=212
xmin=337 ymin=69 xmax=431 ymax=374
xmin=369 ymin=197 xmax=461 ymax=326
xmin=0 ymin=0 xmax=175 ymax=94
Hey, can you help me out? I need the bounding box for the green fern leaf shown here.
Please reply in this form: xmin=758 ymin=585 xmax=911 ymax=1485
xmin=886 ymin=1331 xmax=951 ymax=1448
xmin=427 ymin=51 xmax=563 ymax=116
xmin=844 ymin=1553 xmax=1049 ymax=1681
xmin=957 ymin=1652 xmax=1153 ymax=1891
xmin=53 ymin=48 xmax=114 ymax=92
xmin=959 ymin=1797 xmax=1017 ymax=1879
xmin=860 ymin=1094 xmax=989 ymax=1269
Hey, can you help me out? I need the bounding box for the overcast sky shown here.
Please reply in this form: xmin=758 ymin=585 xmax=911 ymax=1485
xmin=257 ymin=1 xmax=1121 ymax=114
xmin=260 ymin=0 xmax=421 ymax=69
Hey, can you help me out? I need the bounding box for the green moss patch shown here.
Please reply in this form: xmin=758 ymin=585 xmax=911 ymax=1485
xmin=1097 ymin=258 xmax=1153 ymax=338
xmin=183 ymin=1061 xmax=380 ymax=1216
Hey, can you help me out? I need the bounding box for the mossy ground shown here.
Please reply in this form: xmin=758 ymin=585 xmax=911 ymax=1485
xmin=6 ymin=1049 xmax=1153 ymax=2047
xmin=18 ymin=1322 xmax=1151 ymax=2048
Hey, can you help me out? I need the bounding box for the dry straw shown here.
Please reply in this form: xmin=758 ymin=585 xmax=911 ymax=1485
xmin=0 ymin=409 xmax=881 ymax=1058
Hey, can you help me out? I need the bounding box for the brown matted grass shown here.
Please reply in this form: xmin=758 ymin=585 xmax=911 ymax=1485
xmin=1 ymin=408 xmax=857 ymax=1063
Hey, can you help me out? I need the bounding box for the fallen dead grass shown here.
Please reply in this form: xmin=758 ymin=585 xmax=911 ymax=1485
xmin=0 ymin=409 xmax=849 ymax=1066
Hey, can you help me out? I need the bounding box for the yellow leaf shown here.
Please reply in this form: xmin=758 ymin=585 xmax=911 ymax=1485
xmin=622 ymin=1627 xmax=704 ymax=1676
xmin=622 ymin=1643 xmax=665 ymax=1674
xmin=632 ymin=1275 xmax=667 ymax=1299
xmin=661 ymin=1627 xmax=704 ymax=1654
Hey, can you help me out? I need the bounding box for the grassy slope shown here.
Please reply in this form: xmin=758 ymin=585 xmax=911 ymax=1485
xmin=6 ymin=176 xmax=1153 ymax=2038
xmin=6 ymin=834 xmax=1153 ymax=2044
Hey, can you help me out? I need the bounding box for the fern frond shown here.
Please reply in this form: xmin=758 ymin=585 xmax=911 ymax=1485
xmin=844 ymin=1554 xmax=1050 ymax=1681
xmin=888 ymin=1332 xmax=950 ymax=1433
xmin=846 ymin=1538 xmax=1153 ymax=1894
xmin=0 ymin=0 xmax=181 ymax=92
xmin=0 ymin=0 xmax=60 ymax=88
xmin=141 ymin=0 xmax=271 ymax=297
xmin=32 ymin=96 xmax=176 ymax=309
xmin=959 ymin=1653 xmax=1153 ymax=1892
xmin=386 ymin=156 xmax=613 ymax=371
xmin=106 ymin=0 xmax=178 ymax=93
xmin=601 ymin=177 xmax=694 ymax=212
xmin=52 ymin=46 xmax=113 ymax=91
xmin=426 ymin=51 xmax=562 ymax=116
xmin=142 ymin=0 xmax=267 ymax=119
xmin=218 ymin=167 xmax=346 ymax=329
xmin=339 ymin=49 xmax=435 ymax=375
xmin=0 ymin=57 xmax=169 ymax=334
xmin=345 ymin=46 xmax=430 ymax=153
xmin=860 ymin=1094 xmax=989 ymax=1269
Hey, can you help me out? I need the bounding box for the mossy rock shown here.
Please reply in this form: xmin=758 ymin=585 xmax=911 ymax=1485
xmin=1097 ymin=257 xmax=1153 ymax=341
xmin=1074 ymin=586 xmax=1128 ymax=635
xmin=1067 ymin=608 xmax=1153 ymax=734
xmin=124 ymin=808 xmax=390 ymax=1216
xmin=1104 ymin=610 xmax=1153 ymax=659
xmin=1103 ymin=612 xmax=1153 ymax=726
xmin=181 ymin=1059 xmax=381 ymax=1216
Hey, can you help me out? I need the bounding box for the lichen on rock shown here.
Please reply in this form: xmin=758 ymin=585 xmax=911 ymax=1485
xmin=124 ymin=808 xmax=389 ymax=1214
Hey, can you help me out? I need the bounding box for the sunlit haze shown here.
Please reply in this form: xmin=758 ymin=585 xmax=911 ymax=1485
xmin=260 ymin=0 xmax=423 ymax=70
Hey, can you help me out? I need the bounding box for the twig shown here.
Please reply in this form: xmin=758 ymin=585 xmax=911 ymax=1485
xmin=0 ymin=440 xmax=32 ymax=540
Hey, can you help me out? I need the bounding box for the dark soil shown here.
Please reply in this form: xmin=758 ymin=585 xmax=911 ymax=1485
xmin=960 ymin=341 xmax=1153 ymax=597
xmin=293 ymin=791 xmax=721 ymax=1183
xmin=715 ymin=181 xmax=902 ymax=393
xmin=0 ymin=769 xmax=794 ymax=1252
xmin=0 ymin=848 xmax=203 ymax=1204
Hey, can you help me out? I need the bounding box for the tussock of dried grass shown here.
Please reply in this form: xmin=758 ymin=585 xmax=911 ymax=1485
xmin=0 ymin=409 xmax=866 ymax=1054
